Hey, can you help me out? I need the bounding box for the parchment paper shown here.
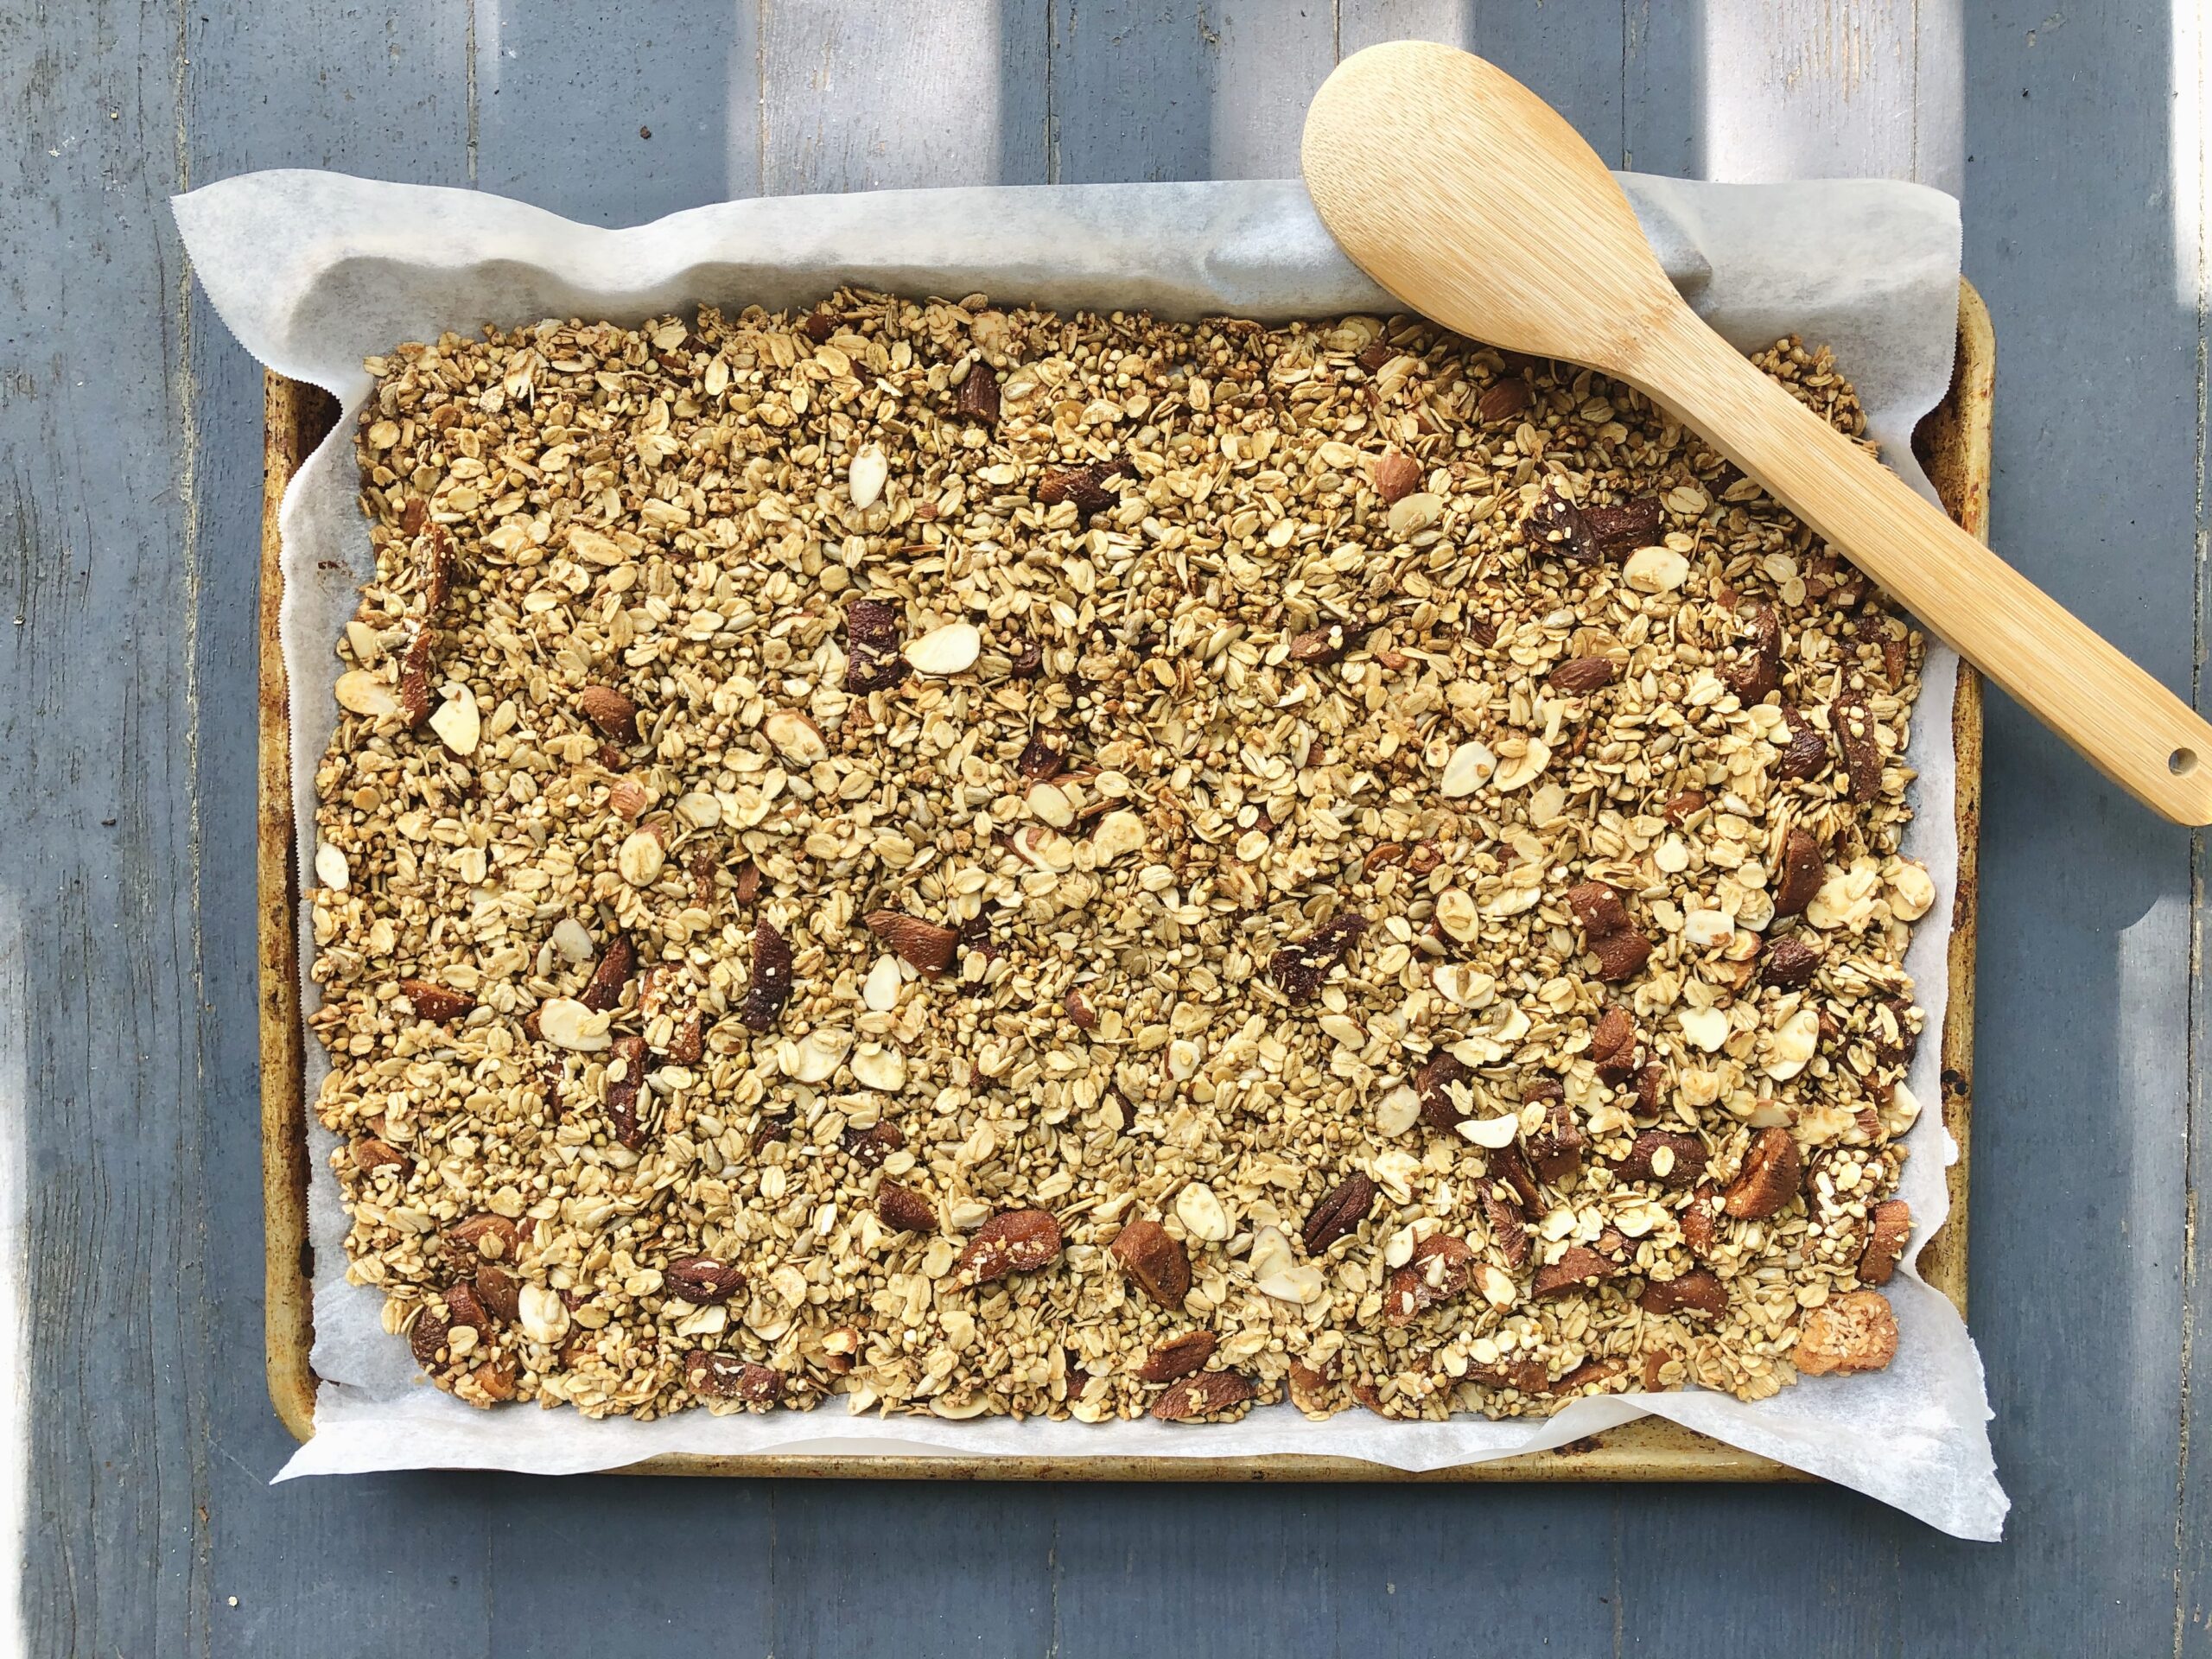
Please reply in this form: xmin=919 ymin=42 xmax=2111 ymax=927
xmin=174 ymin=169 xmax=2003 ymax=1539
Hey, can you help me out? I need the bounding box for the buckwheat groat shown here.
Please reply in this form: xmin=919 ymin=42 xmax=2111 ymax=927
xmin=308 ymin=291 xmax=1930 ymax=1425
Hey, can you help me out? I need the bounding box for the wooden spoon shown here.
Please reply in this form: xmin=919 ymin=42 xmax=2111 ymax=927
xmin=1303 ymin=40 xmax=2212 ymax=823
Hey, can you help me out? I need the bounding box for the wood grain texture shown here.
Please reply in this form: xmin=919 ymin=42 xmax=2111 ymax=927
xmin=12 ymin=0 xmax=2212 ymax=1651
xmin=1305 ymin=40 xmax=2212 ymax=823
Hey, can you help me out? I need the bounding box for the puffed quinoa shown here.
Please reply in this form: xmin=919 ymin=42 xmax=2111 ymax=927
xmin=308 ymin=291 xmax=1930 ymax=1425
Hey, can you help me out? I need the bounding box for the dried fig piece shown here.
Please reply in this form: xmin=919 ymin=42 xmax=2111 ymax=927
xmin=664 ymin=1008 xmax=705 ymax=1066
xmin=1832 ymin=687 xmax=1885 ymax=802
xmin=1588 ymin=1006 xmax=1640 ymax=1081
xmin=866 ymin=908 xmax=961 ymax=975
xmin=1634 ymin=1062 xmax=1664 ymax=1117
xmin=398 ymin=979 xmax=474 ymax=1023
xmin=1148 ymin=1370 xmax=1256 ymax=1422
xmin=1531 ymin=1245 xmax=1619 ymax=1300
xmin=1385 ymin=1233 xmax=1475 ymax=1325
xmin=1287 ymin=624 xmax=1352 ymax=664
xmin=1662 ymin=788 xmax=1707 ymax=824
xmin=1725 ymin=605 xmax=1783 ymax=702
xmin=1302 ymin=1172 xmax=1377 ymax=1254
xmin=1722 ymin=1126 xmax=1802 ymax=1219
xmin=1110 ymin=1218 xmax=1191 ymax=1310
xmin=875 ymin=1181 xmax=938 ymax=1234
xmin=1490 ymin=1142 xmax=1541 ymax=1211
xmin=957 ymin=361 xmax=1001 ymax=426
xmin=1522 ymin=1089 xmax=1585 ymax=1184
xmin=1793 ymin=1289 xmax=1898 ymax=1376
xmin=1776 ymin=705 xmax=1832 ymax=780
xmin=474 ymin=1265 xmax=521 ymax=1325
xmin=1529 ymin=484 xmax=1663 ymax=564
xmin=1136 ymin=1330 xmax=1217 ymax=1383
xmin=1772 ymin=830 xmax=1824 ymax=918
xmin=1858 ymin=1199 xmax=1912 ymax=1285
xmin=1567 ymin=880 xmax=1630 ymax=936
xmin=396 ymin=625 xmax=436 ymax=728
xmin=1639 ymin=1268 xmax=1728 ymax=1319
xmin=1016 ymin=734 xmax=1065 ymax=780
xmin=1269 ymin=912 xmax=1367 ymax=1004
xmin=686 ymin=1350 xmax=782 ymax=1402
xmin=842 ymin=1122 xmax=904 ymax=1168
xmin=1481 ymin=1190 xmax=1531 ymax=1269
xmin=578 ymin=934 xmax=634 ymax=1012
xmin=801 ymin=309 xmax=836 ymax=342
xmin=604 ymin=1033 xmax=650 ymax=1150
xmin=1616 ymin=1130 xmax=1707 ymax=1189
xmin=1414 ymin=1049 xmax=1474 ymax=1129
xmin=843 ymin=597 xmax=909 ymax=694
xmin=1681 ymin=1184 xmax=1723 ymax=1258
xmin=738 ymin=919 xmax=793 ymax=1031
xmin=1567 ymin=882 xmax=1653 ymax=982
xmin=1036 ymin=460 xmax=1126 ymax=514
xmin=1761 ymin=934 xmax=1824 ymax=988
xmin=957 ymin=1209 xmax=1063 ymax=1284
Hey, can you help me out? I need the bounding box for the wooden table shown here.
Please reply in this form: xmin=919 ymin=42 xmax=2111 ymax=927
xmin=3 ymin=3 xmax=2205 ymax=1653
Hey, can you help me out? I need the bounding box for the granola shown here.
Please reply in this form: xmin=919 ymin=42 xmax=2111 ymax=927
xmin=308 ymin=291 xmax=1932 ymax=1426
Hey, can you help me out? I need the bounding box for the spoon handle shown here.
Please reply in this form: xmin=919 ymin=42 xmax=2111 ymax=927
xmin=1627 ymin=306 xmax=2212 ymax=824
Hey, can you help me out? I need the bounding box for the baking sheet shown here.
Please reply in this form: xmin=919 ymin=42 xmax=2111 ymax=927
xmin=175 ymin=169 xmax=2003 ymax=1539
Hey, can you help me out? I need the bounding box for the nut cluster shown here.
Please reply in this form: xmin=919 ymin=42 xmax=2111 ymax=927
xmin=308 ymin=289 xmax=1929 ymax=1427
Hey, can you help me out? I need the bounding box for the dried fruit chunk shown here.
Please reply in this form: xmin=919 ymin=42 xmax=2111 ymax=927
xmin=1110 ymin=1218 xmax=1191 ymax=1310
xmin=1385 ymin=1233 xmax=1475 ymax=1324
xmin=1772 ymin=829 xmax=1825 ymax=918
xmin=578 ymin=934 xmax=634 ymax=1012
xmin=1760 ymin=935 xmax=1824 ymax=988
xmin=353 ymin=1137 xmax=412 ymax=1177
xmin=865 ymin=908 xmax=961 ymax=974
xmin=1681 ymin=1185 xmax=1723 ymax=1258
xmin=1639 ymin=1268 xmax=1728 ymax=1319
xmin=1270 ymin=912 xmax=1368 ymax=1004
xmin=842 ymin=598 xmax=909 ymax=694
xmin=1776 ymin=705 xmax=1832 ymax=780
xmin=604 ymin=1033 xmax=651 ymax=1149
xmin=875 ymin=1182 xmax=938 ymax=1234
xmin=1148 ymin=1370 xmax=1257 ymax=1421
xmin=1548 ymin=655 xmax=1618 ymax=693
xmin=1477 ymin=377 xmax=1531 ymax=423
xmin=1036 ymin=460 xmax=1126 ymax=514
xmin=1528 ymin=483 xmax=1662 ymax=564
xmin=577 ymin=684 xmax=639 ymax=743
xmin=842 ymin=1121 xmax=904 ymax=1168
xmin=1481 ymin=1190 xmax=1531 ymax=1269
xmin=1832 ymin=687 xmax=1885 ymax=801
xmin=664 ymin=1255 xmax=747 ymax=1305
xmin=1724 ymin=605 xmax=1783 ymax=703
xmin=1137 ymin=1330 xmax=1217 ymax=1383
xmin=956 ymin=1209 xmax=1063 ymax=1284
xmin=1016 ymin=734 xmax=1065 ymax=780
xmin=1287 ymin=624 xmax=1351 ymax=665
xmin=1858 ymin=1199 xmax=1912 ymax=1285
xmin=395 ymin=626 xmax=436 ymax=728
xmin=1522 ymin=1089 xmax=1585 ymax=1183
xmin=398 ymin=979 xmax=474 ymax=1023
xmin=474 ymin=1266 xmax=521 ymax=1325
xmin=410 ymin=1285 xmax=490 ymax=1369
xmin=1722 ymin=1126 xmax=1802 ymax=1219
xmin=738 ymin=920 xmax=793 ymax=1031
xmin=1531 ymin=1245 xmax=1619 ymax=1300
xmin=957 ymin=361 xmax=1001 ymax=425
xmin=1567 ymin=880 xmax=1652 ymax=982
xmin=685 ymin=1351 xmax=781 ymax=1402
xmin=1588 ymin=1006 xmax=1640 ymax=1081
xmin=1616 ymin=1130 xmax=1707 ymax=1189
xmin=1792 ymin=1289 xmax=1898 ymax=1376
xmin=1302 ymin=1172 xmax=1377 ymax=1254
xmin=1415 ymin=1049 xmax=1474 ymax=1129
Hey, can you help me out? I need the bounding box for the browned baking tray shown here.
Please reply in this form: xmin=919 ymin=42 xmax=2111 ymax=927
xmin=259 ymin=282 xmax=1990 ymax=1480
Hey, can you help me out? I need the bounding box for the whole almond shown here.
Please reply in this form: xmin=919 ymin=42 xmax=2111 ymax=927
xmin=1148 ymin=1370 xmax=1256 ymax=1422
xmin=474 ymin=1265 xmax=521 ymax=1325
xmin=607 ymin=777 xmax=650 ymax=821
xmin=1109 ymin=1217 xmax=1190 ymax=1310
xmin=1370 ymin=448 xmax=1422 ymax=505
xmin=1548 ymin=655 xmax=1618 ymax=693
xmin=603 ymin=1032 xmax=650 ymax=1149
xmin=578 ymin=933 xmax=635 ymax=1012
xmin=446 ymin=1212 xmax=522 ymax=1264
xmin=957 ymin=360 xmax=1000 ymax=425
xmin=905 ymin=620 xmax=982 ymax=677
xmin=664 ymin=1255 xmax=747 ymax=1305
xmin=1777 ymin=705 xmax=1832 ymax=780
xmin=1478 ymin=377 xmax=1532 ymax=423
xmin=1588 ymin=1006 xmax=1639 ymax=1080
xmin=577 ymin=684 xmax=639 ymax=743
xmin=1302 ymin=1171 xmax=1377 ymax=1254
xmin=875 ymin=1181 xmax=938 ymax=1234
xmin=1136 ymin=1330 xmax=1217 ymax=1384
xmin=353 ymin=1136 xmax=412 ymax=1177
xmin=865 ymin=908 xmax=961 ymax=974
xmin=1482 ymin=1189 xmax=1531 ymax=1269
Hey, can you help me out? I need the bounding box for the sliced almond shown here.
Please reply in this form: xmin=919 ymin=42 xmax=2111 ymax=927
xmin=1888 ymin=859 xmax=1936 ymax=920
xmin=1386 ymin=491 xmax=1444 ymax=539
xmin=616 ymin=829 xmax=665 ymax=887
xmin=1256 ymin=1265 xmax=1328 ymax=1305
xmin=1027 ymin=782 xmax=1074 ymax=827
xmin=849 ymin=1043 xmax=906 ymax=1090
xmin=1173 ymin=1180 xmax=1231 ymax=1243
xmin=905 ymin=621 xmax=981 ymax=677
xmin=1491 ymin=737 xmax=1549 ymax=792
xmin=334 ymin=669 xmax=399 ymax=718
xmin=1682 ymin=908 xmax=1734 ymax=948
xmin=1622 ymin=544 xmax=1690 ymax=594
xmin=1440 ymin=740 xmax=1497 ymax=798
xmin=537 ymin=997 xmax=612 ymax=1052
xmin=781 ymin=1029 xmax=852 ymax=1084
xmin=1764 ymin=1007 xmax=1821 ymax=1079
xmin=429 ymin=687 xmax=480 ymax=755
xmin=848 ymin=444 xmax=888 ymax=510
xmin=314 ymin=842 xmax=350 ymax=891
xmin=763 ymin=709 xmax=828 ymax=766
xmin=1090 ymin=809 xmax=1147 ymax=864
xmin=1678 ymin=1006 xmax=1730 ymax=1051
xmin=550 ymin=917 xmax=594 ymax=961
xmin=1376 ymin=1083 xmax=1421 ymax=1137
xmin=1456 ymin=1115 xmax=1521 ymax=1149
xmin=861 ymin=956 xmax=903 ymax=1012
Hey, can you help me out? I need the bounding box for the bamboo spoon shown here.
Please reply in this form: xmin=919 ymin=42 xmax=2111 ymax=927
xmin=1303 ymin=41 xmax=2212 ymax=824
